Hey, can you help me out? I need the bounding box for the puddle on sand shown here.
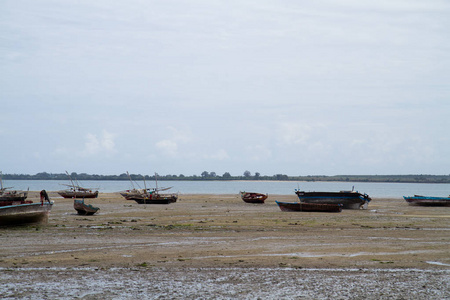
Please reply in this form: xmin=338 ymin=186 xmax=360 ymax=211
xmin=426 ymin=261 xmax=450 ymax=267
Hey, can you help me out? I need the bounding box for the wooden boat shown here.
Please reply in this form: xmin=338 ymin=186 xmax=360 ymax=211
xmin=403 ymin=195 xmax=450 ymax=206
xmin=59 ymin=189 xmax=99 ymax=199
xmin=125 ymin=191 xmax=178 ymax=204
xmin=74 ymin=199 xmax=100 ymax=215
xmin=58 ymin=171 xmax=98 ymax=198
xmin=0 ymin=171 xmax=29 ymax=204
xmin=0 ymin=190 xmax=53 ymax=226
xmin=120 ymin=172 xmax=178 ymax=204
xmin=295 ymin=188 xmax=371 ymax=209
xmin=276 ymin=201 xmax=343 ymax=212
xmin=240 ymin=191 xmax=268 ymax=204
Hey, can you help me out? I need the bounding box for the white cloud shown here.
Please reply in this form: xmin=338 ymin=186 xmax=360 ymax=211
xmin=155 ymin=126 xmax=192 ymax=157
xmin=82 ymin=130 xmax=116 ymax=156
xmin=54 ymin=130 xmax=116 ymax=158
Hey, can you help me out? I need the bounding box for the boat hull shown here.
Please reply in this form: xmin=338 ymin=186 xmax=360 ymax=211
xmin=276 ymin=201 xmax=342 ymax=212
xmin=295 ymin=191 xmax=371 ymax=209
xmin=0 ymin=202 xmax=53 ymax=226
xmin=74 ymin=199 xmax=100 ymax=215
xmin=403 ymin=196 xmax=450 ymax=206
xmin=125 ymin=194 xmax=178 ymax=204
xmin=240 ymin=192 xmax=268 ymax=204
xmin=0 ymin=191 xmax=28 ymax=202
xmin=58 ymin=191 xmax=99 ymax=198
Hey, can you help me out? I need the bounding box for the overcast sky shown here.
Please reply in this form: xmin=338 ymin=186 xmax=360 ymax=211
xmin=1 ymin=0 xmax=449 ymax=176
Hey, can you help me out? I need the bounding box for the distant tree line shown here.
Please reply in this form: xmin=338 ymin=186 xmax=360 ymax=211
xmin=2 ymin=172 xmax=450 ymax=183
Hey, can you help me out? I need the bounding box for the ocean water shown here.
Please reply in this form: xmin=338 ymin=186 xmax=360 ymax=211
xmin=2 ymin=180 xmax=450 ymax=198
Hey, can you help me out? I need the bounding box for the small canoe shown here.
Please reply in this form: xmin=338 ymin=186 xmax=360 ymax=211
xmin=403 ymin=195 xmax=450 ymax=206
xmin=276 ymin=201 xmax=343 ymax=212
xmin=240 ymin=192 xmax=268 ymax=204
xmin=74 ymin=199 xmax=100 ymax=215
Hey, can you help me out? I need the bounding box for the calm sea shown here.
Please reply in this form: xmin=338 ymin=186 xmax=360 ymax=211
xmin=2 ymin=180 xmax=450 ymax=198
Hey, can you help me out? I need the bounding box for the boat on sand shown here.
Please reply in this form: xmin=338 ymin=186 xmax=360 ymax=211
xmin=120 ymin=172 xmax=178 ymax=204
xmin=276 ymin=201 xmax=343 ymax=212
xmin=58 ymin=171 xmax=98 ymax=199
xmin=0 ymin=190 xmax=54 ymax=226
xmin=403 ymin=195 xmax=450 ymax=206
xmin=240 ymin=192 xmax=268 ymax=204
xmin=74 ymin=199 xmax=100 ymax=215
xmin=295 ymin=188 xmax=371 ymax=209
xmin=0 ymin=172 xmax=29 ymax=204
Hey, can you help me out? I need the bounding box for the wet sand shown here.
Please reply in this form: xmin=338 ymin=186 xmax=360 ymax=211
xmin=1 ymin=192 xmax=449 ymax=299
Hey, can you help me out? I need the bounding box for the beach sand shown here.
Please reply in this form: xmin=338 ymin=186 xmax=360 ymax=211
xmin=1 ymin=192 xmax=449 ymax=299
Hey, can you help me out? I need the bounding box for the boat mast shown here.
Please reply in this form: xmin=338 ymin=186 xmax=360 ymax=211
xmin=143 ymin=175 xmax=147 ymax=191
xmin=127 ymin=171 xmax=136 ymax=190
xmin=65 ymin=171 xmax=76 ymax=189
xmin=155 ymin=173 xmax=158 ymax=191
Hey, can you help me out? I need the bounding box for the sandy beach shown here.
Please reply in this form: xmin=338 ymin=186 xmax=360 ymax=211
xmin=1 ymin=192 xmax=449 ymax=299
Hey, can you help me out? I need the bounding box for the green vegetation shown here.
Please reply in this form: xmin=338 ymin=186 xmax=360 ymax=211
xmin=2 ymin=172 xmax=450 ymax=183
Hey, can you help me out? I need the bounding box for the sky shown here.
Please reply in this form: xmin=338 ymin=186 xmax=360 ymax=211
xmin=1 ymin=0 xmax=449 ymax=177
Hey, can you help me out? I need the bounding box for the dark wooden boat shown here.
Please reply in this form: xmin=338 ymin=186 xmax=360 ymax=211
xmin=240 ymin=191 xmax=268 ymax=204
xmin=125 ymin=191 xmax=178 ymax=204
xmin=295 ymin=188 xmax=371 ymax=209
xmin=276 ymin=201 xmax=343 ymax=212
xmin=0 ymin=189 xmax=29 ymax=204
xmin=74 ymin=199 xmax=100 ymax=215
xmin=0 ymin=190 xmax=53 ymax=226
xmin=58 ymin=171 xmax=99 ymax=198
xmin=58 ymin=189 xmax=99 ymax=199
xmin=403 ymin=195 xmax=450 ymax=206
xmin=0 ymin=172 xmax=29 ymax=203
xmin=120 ymin=172 xmax=177 ymax=204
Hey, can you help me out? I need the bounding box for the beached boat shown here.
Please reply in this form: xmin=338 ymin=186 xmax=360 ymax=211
xmin=240 ymin=191 xmax=268 ymax=204
xmin=74 ymin=199 xmax=100 ymax=215
xmin=120 ymin=172 xmax=178 ymax=204
xmin=295 ymin=188 xmax=371 ymax=209
xmin=125 ymin=191 xmax=178 ymax=204
xmin=276 ymin=201 xmax=343 ymax=212
xmin=0 ymin=189 xmax=29 ymax=204
xmin=0 ymin=172 xmax=29 ymax=204
xmin=119 ymin=172 xmax=150 ymax=200
xmin=59 ymin=188 xmax=99 ymax=199
xmin=58 ymin=171 xmax=98 ymax=198
xmin=0 ymin=190 xmax=53 ymax=226
xmin=403 ymin=195 xmax=450 ymax=206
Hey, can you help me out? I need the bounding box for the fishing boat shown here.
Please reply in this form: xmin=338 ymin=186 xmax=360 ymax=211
xmin=276 ymin=201 xmax=343 ymax=212
xmin=125 ymin=191 xmax=178 ymax=204
xmin=74 ymin=199 xmax=100 ymax=215
xmin=0 ymin=172 xmax=29 ymax=204
xmin=403 ymin=195 xmax=450 ymax=206
xmin=240 ymin=191 xmax=268 ymax=204
xmin=120 ymin=172 xmax=178 ymax=204
xmin=58 ymin=171 xmax=99 ymax=198
xmin=0 ymin=190 xmax=53 ymax=226
xmin=295 ymin=188 xmax=371 ymax=209
xmin=119 ymin=171 xmax=147 ymax=199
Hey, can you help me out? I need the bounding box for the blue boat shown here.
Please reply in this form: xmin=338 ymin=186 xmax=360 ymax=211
xmin=403 ymin=195 xmax=450 ymax=206
xmin=74 ymin=199 xmax=100 ymax=215
xmin=295 ymin=189 xmax=371 ymax=209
